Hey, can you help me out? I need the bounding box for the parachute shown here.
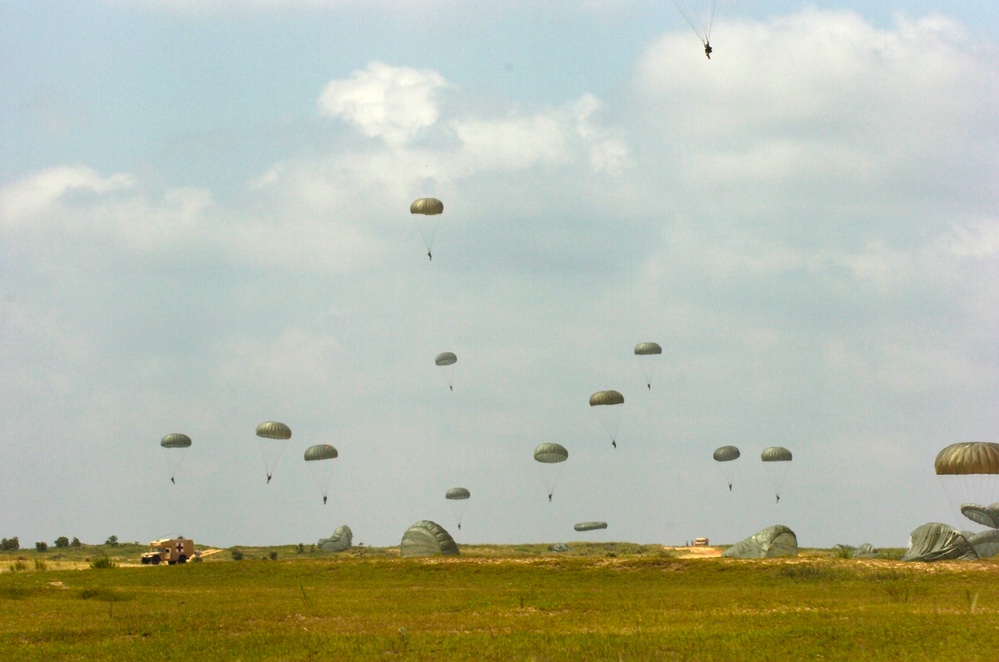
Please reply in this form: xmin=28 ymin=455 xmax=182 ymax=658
xmin=304 ymin=444 xmax=339 ymax=505
xmin=410 ymin=197 xmax=444 ymax=260
xmin=534 ymin=443 xmax=569 ymax=501
xmin=160 ymin=433 xmax=191 ymax=484
xmin=901 ymin=522 xmax=978 ymax=562
xmin=445 ymin=487 xmax=471 ymax=531
xmin=633 ymin=342 xmax=662 ymax=390
xmin=761 ymin=446 xmax=792 ymax=504
xmin=255 ymin=421 xmax=291 ymax=484
xmin=574 ymin=521 xmax=608 ymax=532
xmin=935 ymin=442 xmax=999 ymax=527
xmin=589 ymin=390 xmax=625 ymax=448
xmin=434 ymin=351 xmax=458 ymax=391
xmin=670 ymin=0 xmax=717 ymax=49
xmin=318 ymin=525 xmax=353 ymax=552
xmin=722 ymin=524 xmax=798 ymax=558
xmin=961 ymin=503 xmax=999 ymax=529
xmin=400 ymin=520 xmax=459 ymax=557
xmin=712 ymin=445 xmax=740 ymax=492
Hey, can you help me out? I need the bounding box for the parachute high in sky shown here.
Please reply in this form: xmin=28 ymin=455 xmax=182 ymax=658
xmin=304 ymin=444 xmax=338 ymax=505
xmin=434 ymin=351 xmax=457 ymax=391
xmin=934 ymin=441 xmax=999 ymax=527
xmin=410 ymin=197 xmax=444 ymax=261
xmin=574 ymin=521 xmax=608 ymax=532
xmin=633 ymin=342 xmax=662 ymax=390
xmin=589 ymin=390 xmax=624 ymax=449
xmin=160 ymin=433 xmax=191 ymax=485
xmin=255 ymin=421 xmax=291 ymax=484
xmin=670 ymin=0 xmax=717 ymax=51
xmin=761 ymin=446 xmax=792 ymax=504
xmin=445 ymin=487 xmax=471 ymax=531
xmin=712 ymin=445 xmax=740 ymax=491
xmin=534 ymin=443 xmax=568 ymax=501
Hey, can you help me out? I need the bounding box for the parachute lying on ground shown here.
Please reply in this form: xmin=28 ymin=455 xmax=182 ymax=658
xmin=304 ymin=444 xmax=338 ymax=505
xmin=400 ymin=520 xmax=459 ymax=557
xmin=160 ymin=433 xmax=191 ymax=484
xmin=255 ymin=421 xmax=292 ymax=484
xmin=901 ymin=522 xmax=978 ymax=562
xmin=445 ymin=487 xmax=471 ymax=531
xmin=722 ymin=524 xmax=798 ymax=558
xmin=435 ymin=352 xmax=458 ymax=390
xmin=966 ymin=529 xmax=999 ymax=559
xmin=633 ymin=342 xmax=662 ymax=390
xmin=589 ymin=390 xmax=625 ymax=448
xmin=534 ymin=443 xmax=568 ymax=501
xmin=574 ymin=521 xmax=608 ymax=532
xmin=934 ymin=442 xmax=999 ymax=527
xmin=317 ymin=525 xmax=353 ymax=552
xmin=670 ymin=0 xmax=717 ymax=49
xmin=761 ymin=446 xmax=792 ymax=503
xmin=410 ymin=197 xmax=444 ymax=260
xmin=712 ymin=445 xmax=740 ymax=491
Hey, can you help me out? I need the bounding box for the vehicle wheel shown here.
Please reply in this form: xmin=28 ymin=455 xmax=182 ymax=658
xmin=177 ymin=555 xmax=187 ymax=564
xmin=141 ymin=557 xmax=150 ymax=565
xmin=151 ymin=556 xmax=160 ymax=565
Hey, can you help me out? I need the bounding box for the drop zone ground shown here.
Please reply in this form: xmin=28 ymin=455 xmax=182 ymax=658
xmin=2 ymin=542 xmax=998 ymax=660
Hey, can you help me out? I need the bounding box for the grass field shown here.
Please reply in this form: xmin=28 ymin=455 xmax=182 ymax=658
xmin=3 ymin=542 xmax=999 ymax=660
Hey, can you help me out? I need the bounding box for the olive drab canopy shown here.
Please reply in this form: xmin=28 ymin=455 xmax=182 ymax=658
xmin=761 ymin=446 xmax=792 ymax=503
xmin=901 ymin=522 xmax=978 ymax=562
xmin=446 ymin=487 xmax=471 ymax=500
xmin=435 ymin=352 xmax=458 ymax=390
xmin=712 ymin=445 xmax=740 ymax=491
xmin=589 ymin=390 xmax=625 ymax=448
xmin=410 ymin=197 xmax=444 ymax=260
xmin=304 ymin=444 xmax=339 ymax=504
xmin=574 ymin=521 xmax=608 ymax=532
xmin=445 ymin=487 xmax=471 ymax=531
xmin=534 ymin=443 xmax=568 ymax=501
xmin=722 ymin=525 xmax=798 ymax=558
xmin=934 ymin=442 xmax=999 ymax=525
xmin=761 ymin=446 xmax=792 ymax=463
xmin=160 ymin=433 xmax=191 ymax=484
xmin=400 ymin=520 xmax=459 ymax=557
xmin=318 ymin=525 xmax=353 ymax=552
xmin=254 ymin=421 xmax=292 ymax=484
xmin=967 ymin=530 xmax=999 ymax=559
xmin=961 ymin=503 xmax=999 ymax=529
xmin=633 ymin=342 xmax=662 ymax=390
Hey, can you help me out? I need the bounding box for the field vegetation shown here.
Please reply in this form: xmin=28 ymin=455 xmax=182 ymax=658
xmin=2 ymin=541 xmax=998 ymax=660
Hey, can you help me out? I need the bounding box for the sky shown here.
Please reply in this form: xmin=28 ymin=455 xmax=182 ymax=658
xmin=1 ymin=0 xmax=998 ymax=550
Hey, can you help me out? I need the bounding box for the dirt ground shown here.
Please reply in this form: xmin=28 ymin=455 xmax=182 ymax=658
xmin=665 ymin=545 xmax=724 ymax=559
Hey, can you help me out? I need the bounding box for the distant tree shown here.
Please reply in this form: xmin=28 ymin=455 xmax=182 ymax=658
xmin=35 ymin=541 xmax=48 ymax=552
xmin=54 ymin=536 xmax=70 ymax=549
xmin=1 ymin=537 xmax=19 ymax=551
xmin=70 ymin=537 xmax=82 ymax=547
xmin=296 ymin=543 xmax=305 ymax=554
xmin=269 ymin=551 xmax=278 ymax=560
xmin=104 ymin=535 xmax=119 ymax=547
xmin=231 ymin=549 xmax=244 ymax=561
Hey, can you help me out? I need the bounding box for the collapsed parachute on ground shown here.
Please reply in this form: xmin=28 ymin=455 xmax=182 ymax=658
xmin=761 ymin=446 xmax=792 ymax=503
xmin=160 ymin=433 xmax=191 ymax=484
xmin=901 ymin=522 xmax=978 ymax=562
xmin=589 ymin=390 xmax=625 ymax=448
xmin=318 ymin=525 xmax=353 ymax=552
xmin=400 ymin=520 xmax=459 ymax=557
xmin=574 ymin=521 xmax=608 ymax=532
xmin=967 ymin=530 xmax=999 ymax=559
xmin=633 ymin=342 xmax=662 ymax=390
xmin=935 ymin=442 xmax=999 ymax=526
xmin=534 ymin=443 xmax=568 ymax=501
xmin=712 ymin=445 xmax=740 ymax=491
xmin=833 ymin=543 xmax=880 ymax=559
xmin=722 ymin=525 xmax=798 ymax=558
xmin=960 ymin=503 xmax=999 ymax=529
xmin=434 ymin=352 xmax=458 ymax=390
xmin=304 ymin=444 xmax=339 ymax=505
xmin=410 ymin=197 xmax=444 ymax=260
xmin=254 ymin=421 xmax=292 ymax=484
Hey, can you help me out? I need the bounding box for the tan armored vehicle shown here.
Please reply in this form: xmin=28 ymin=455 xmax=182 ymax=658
xmin=141 ymin=538 xmax=195 ymax=565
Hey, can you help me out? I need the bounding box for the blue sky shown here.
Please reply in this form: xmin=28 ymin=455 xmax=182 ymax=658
xmin=1 ymin=1 xmax=997 ymax=550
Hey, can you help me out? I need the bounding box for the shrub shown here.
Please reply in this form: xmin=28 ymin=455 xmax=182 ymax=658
xmin=231 ymin=549 xmax=244 ymax=561
xmin=8 ymin=560 xmax=27 ymax=573
xmin=35 ymin=541 xmax=48 ymax=553
xmin=269 ymin=551 xmax=278 ymax=561
xmin=89 ymin=555 xmax=118 ymax=569
xmin=296 ymin=543 xmax=305 ymax=554
xmin=34 ymin=558 xmax=47 ymax=571
xmin=54 ymin=536 xmax=69 ymax=548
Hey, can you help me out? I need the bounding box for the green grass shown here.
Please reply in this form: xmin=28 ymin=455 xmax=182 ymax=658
xmin=2 ymin=544 xmax=998 ymax=660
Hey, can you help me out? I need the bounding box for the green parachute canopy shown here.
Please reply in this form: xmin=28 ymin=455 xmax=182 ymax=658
xmin=574 ymin=521 xmax=608 ymax=532
xmin=160 ymin=433 xmax=192 ymax=449
xmin=534 ymin=443 xmax=568 ymax=464
xmin=713 ymin=445 xmax=740 ymax=462
xmin=634 ymin=342 xmax=663 ymax=389
xmin=304 ymin=444 xmax=338 ymax=462
xmin=445 ymin=487 xmax=471 ymax=500
xmin=589 ymin=390 xmax=625 ymax=448
xmin=935 ymin=442 xmax=999 ymax=475
xmin=761 ymin=446 xmax=792 ymax=462
xmin=722 ymin=524 xmax=798 ymax=558
xmin=902 ymin=522 xmax=978 ymax=562
xmin=435 ymin=352 xmax=457 ymax=366
xmin=633 ymin=342 xmax=662 ymax=356
xmin=589 ymin=390 xmax=624 ymax=407
xmin=400 ymin=520 xmax=459 ymax=557
xmin=410 ymin=197 xmax=444 ymax=215
xmin=318 ymin=525 xmax=353 ymax=552
xmin=255 ymin=421 xmax=292 ymax=440
xmin=961 ymin=503 xmax=999 ymax=529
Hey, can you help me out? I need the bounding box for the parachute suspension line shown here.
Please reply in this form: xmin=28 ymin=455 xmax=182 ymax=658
xmin=670 ymin=0 xmax=717 ymax=46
